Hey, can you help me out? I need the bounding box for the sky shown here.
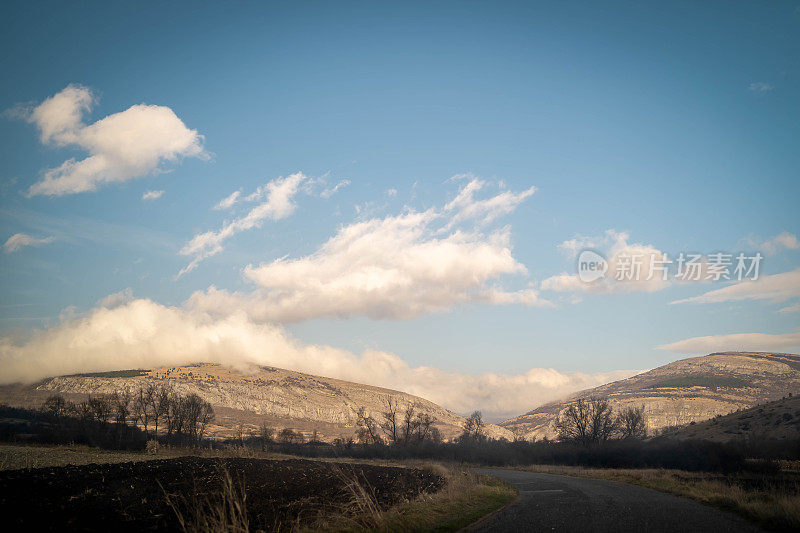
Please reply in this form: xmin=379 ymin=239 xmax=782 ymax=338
xmin=1 ymin=1 xmax=798 ymax=421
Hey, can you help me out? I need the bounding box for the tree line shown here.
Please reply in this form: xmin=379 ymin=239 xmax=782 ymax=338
xmin=555 ymin=397 xmax=647 ymax=445
xmin=353 ymin=397 xmax=442 ymax=445
xmin=40 ymin=384 xmax=214 ymax=446
xmin=351 ymin=396 xmax=645 ymax=449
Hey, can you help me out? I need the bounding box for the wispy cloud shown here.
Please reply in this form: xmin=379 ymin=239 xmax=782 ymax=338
xmin=3 ymin=233 xmax=54 ymax=253
xmin=743 ymin=232 xmax=800 ymax=256
xmin=178 ymin=172 xmax=307 ymax=276
xmin=748 ymin=82 xmax=773 ymax=95
xmin=671 ymin=269 xmax=800 ymax=305
xmin=213 ymin=190 xmax=241 ymax=210
xmin=10 ymin=84 xmax=207 ymax=196
xmin=1 ymin=206 xmax=178 ymax=253
xmin=777 ymin=303 xmax=800 ymax=314
xmin=142 ymin=190 xmax=164 ymax=201
xmin=442 ymin=176 xmax=535 ymax=229
xmin=320 ymin=179 xmax=350 ymax=199
xmin=657 ymin=330 xmax=800 ymax=354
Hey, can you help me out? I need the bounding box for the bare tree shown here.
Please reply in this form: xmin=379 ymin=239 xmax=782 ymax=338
xmin=401 ymin=404 xmax=420 ymax=445
xmin=461 ymin=411 xmax=485 ymax=442
xmin=354 ymin=407 xmax=382 ymax=444
xmin=160 ymin=391 xmax=213 ymax=445
xmin=588 ymin=397 xmax=616 ymax=444
xmin=197 ymin=400 xmax=214 ymax=442
xmin=42 ymin=394 xmax=69 ymax=423
xmin=111 ymin=389 xmax=132 ymax=426
xmin=156 ymin=386 xmax=173 ymax=437
xmin=88 ymin=396 xmax=111 ymax=425
xmin=555 ymin=399 xmax=592 ymax=445
xmin=279 ymin=428 xmax=304 ymax=444
xmin=414 ymin=412 xmax=435 ymax=442
xmin=73 ymin=400 xmax=93 ymax=426
xmin=616 ymin=405 xmax=647 ymax=440
xmin=380 ymin=396 xmax=400 ymax=444
xmin=149 ymin=385 xmax=170 ymax=437
xmin=556 ymin=397 xmax=618 ymax=446
xmin=259 ymin=422 xmax=274 ymax=450
xmin=133 ymin=385 xmax=156 ymax=437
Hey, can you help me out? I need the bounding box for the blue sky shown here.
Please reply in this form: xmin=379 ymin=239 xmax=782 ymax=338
xmin=1 ymin=1 xmax=798 ymax=419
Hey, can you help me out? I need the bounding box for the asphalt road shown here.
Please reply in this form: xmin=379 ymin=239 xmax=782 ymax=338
xmin=469 ymin=468 xmax=763 ymax=532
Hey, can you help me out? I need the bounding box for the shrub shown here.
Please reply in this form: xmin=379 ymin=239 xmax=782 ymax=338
xmin=146 ymin=439 xmax=161 ymax=455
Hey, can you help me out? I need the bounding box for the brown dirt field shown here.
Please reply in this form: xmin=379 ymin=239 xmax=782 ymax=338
xmin=0 ymin=456 xmax=443 ymax=531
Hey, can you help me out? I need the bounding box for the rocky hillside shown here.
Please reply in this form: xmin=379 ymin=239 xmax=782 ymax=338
xmin=1 ymin=363 xmax=513 ymax=442
xmin=660 ymin=393 xmax=800 ymax=442
xmin=501 ymin=352 xmax=800 ymax=440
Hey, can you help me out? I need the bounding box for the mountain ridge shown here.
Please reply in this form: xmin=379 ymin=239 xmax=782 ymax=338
xmin=501 ymin=352 xmax=800 ymax=440
xmin=0 ymin=363 xmax=514 ymax=442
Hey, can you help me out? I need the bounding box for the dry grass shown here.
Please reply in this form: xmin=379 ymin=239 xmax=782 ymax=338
xmin=298 ymin=462 xmax=516 ymax=532
xmin=522 ymin=464 xmax=800 ymax=531
xmin=0 ymin=443 xmax=297 ymax=471
xmin=376 ymin=466 xmax=515 ymax=532
xmin=163 ymin=465 xmax=250 ymax=533
xmin=0 ymin=443 xmax=184 ymax=470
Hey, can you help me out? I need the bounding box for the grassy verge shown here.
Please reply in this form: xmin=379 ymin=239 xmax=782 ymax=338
xmin=522 ymin=464 xmax=800 ymax=531
xmin=302 ymin=464 xmax=517 ymax=532
xmin=376 ymin=468 xmax=516 ymax=532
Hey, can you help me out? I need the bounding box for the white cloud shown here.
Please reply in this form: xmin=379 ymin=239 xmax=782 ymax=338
xmin=386 ymin=188 xmax=398 ymax=197
xmin=671 ymin=269 xmax=800 ymax=305
xmin=556 ymin=235 xmax=600 ymax=258
xmin=0 ymin=297 xmax=628 ymax=420
xmin=657 ymin=331 xmax=800 ymax=354
xmin=213 ymin=190 xmax=241 ymax=210
xmin=745 ymin=232 xmax=800 ymax=256
xmin=96 ymin=288 xmax=134 ymax=309
xmin=542 ymin=230 xmax=670 ymax=295
xmin=142 ymin=190 xmax=164 ymax=201
xmin=443 ymin=177 xmax=535 ymax=229
xmin=187 ymin=179 xmax=547 ymax=322
xmin=777 ymin=303 xmax=800 ymax=314
xmin=320 ymin=179 xmax=350 ymax=199
xmin=179 ymin=173 xmax=307 ymax=276
xmin=3 ymin=233 xmax=54 ymax=253
xmin=20 ymin=84 xmax=206 ymax=196
xmin=748 ymin=82 xmax=773 ymax=95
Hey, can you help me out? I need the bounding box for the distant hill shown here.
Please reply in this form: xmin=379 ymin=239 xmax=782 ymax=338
xmin=0 ymin=363 xmax=513 ymax=442
xmin=501 ymin=352 xmax=800 ymax=440
xmin=660 ymin=393 xmax=800 ymax=442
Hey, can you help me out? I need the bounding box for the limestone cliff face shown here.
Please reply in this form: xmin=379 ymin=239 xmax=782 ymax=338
xmin=500 ymin=352 xmax=800 ymax=440
xmin=37 ymin=363 xmax=513 ymax=441
xmin=661 ymin=394 xmax=800 ymax=442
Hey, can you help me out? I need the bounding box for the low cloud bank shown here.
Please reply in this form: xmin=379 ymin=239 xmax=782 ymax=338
xmin=0 ymin=297 xmax=633 ymax=421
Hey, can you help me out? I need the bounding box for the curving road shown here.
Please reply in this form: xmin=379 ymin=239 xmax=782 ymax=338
xmin=468 ymin=468 xmax=763 ymax=532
